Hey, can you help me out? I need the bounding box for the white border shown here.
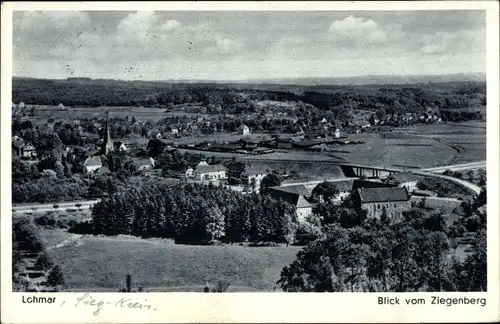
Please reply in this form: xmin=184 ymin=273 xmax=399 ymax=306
xmin=1 ymin=2 xmax=499 ymax=323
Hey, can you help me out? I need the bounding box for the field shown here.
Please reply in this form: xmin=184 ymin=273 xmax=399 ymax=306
xmin=340 ymin=132 xmax=457 ymax=168
xmin=396 ymin=122 xmax=486 ymax=164
xmin=25 ymin=105 xmax=193 ymax=124
xmin=45 ymin=232 xmax=301 ymax=292
xmin=38 ymin=228 xmax=75 ymax=247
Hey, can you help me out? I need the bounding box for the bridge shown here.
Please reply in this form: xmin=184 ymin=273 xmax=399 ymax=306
xmin=12 ymin=161 xmax=485 ymax=215
xmin=339 ymin=163 xmax=405 ymax=178
xmin=339 ymin=162 xmax=484 ymax=195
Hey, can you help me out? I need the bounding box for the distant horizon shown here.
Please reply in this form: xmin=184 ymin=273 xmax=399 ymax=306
xmin=11 ymin=71 xmax=487 ymax=84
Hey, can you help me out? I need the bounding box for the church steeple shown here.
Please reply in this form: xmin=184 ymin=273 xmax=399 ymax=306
xmin=102 ymin=110 xmax=114 ymax=154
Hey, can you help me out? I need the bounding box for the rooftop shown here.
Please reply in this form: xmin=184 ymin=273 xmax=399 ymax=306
xmin=269 ymin=184 xmax=311 ymax=196
xmin=323 ymin=179 xmax=354 ymax=192
xmin=244 ymin=166 xmax=268 ymax=176
xmin=84 ymin=156 xmax=103 ymax=167
xmin=268 ymin=186 xmax=312 ymax=208
xmin=356 ymin=187 xmax=410 ymax=203
xmin=196 ymin=164 xmax=227 ymax=173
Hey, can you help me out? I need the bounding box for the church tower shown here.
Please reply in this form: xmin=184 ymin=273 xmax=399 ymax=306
xmin=102 ymin=110 xmax=114 ymax=155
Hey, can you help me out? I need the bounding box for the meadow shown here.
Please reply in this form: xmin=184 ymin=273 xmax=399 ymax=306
xmin=44 ymin=231 xmax=301 ymax=292
xmin=341 ymin=132 xmax=457 ymax=168
xmin=397 ymin=122 xmax=486 ymax=164
xmin=25 ymin=105 xmax=191 ymax=124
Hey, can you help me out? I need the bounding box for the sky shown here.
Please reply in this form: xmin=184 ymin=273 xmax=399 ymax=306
xmin=12 ymin=10 xmax=486 ymax=81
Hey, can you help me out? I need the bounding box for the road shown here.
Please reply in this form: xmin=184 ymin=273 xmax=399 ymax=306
xmin=12 ymin=200 xmax=99 ymax=215
xmin=11 ymin=161 xmax=484 ymax=214
xmin=281 ymin=177 xmax=359 ymax=190
xmin=420 ymin=161 xmax=486 ymax=173
xmin=413 ymin=170 xmax=482 ymax=195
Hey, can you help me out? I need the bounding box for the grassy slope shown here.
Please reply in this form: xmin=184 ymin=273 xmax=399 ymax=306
xmin=38 ymin=228 xmax=75 ymax=247
xmin=47 ymin=234 xmax=301 ymax=292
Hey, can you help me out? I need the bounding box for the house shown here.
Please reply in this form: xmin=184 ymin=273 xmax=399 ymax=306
xmin=148 ymin=128 xmax=162 ymax=139
xmin=185 ymin=167 xmax=194 ymax=178
xmin=83 ymin=156 xmax=103 ymax=173
xmin=12 ymin=136 xmax=25 ymax=157
xmin=384 ymin=172 xmax=419 ymax=193
xmin=241 ymin=166 xmax=268 ymax=191
xmin=22 ymin=142 xmax=37 ymax=159
xmin=137 ymin=157 xmax=155 ymax=171
xmin=95 ymin=166 xmax=111 ymax=176
xmin=352 ymin=179 xmax=396 ymax=190
xmin=267 ymin=185 xmax=312 ymax=222
xmin=239 ymin=124 xmax=250 ymax=136
xmin=194 ymin=164 xmax=227 ymax=181
xmin=113 ymin=141 xmax=127 ymax=152
xmin=316 ymin=179 xmax=354 ymax=205
xmin=237 ymin=137 xmax=261 ymax=148
xmin=369 ymin=115 xmax=379 ymax=125
xmin=197 ymin=160 xmax=208 ymax=166
xmin=351 ymin=187 xmax=411 ymax=220
xmin=171 ymin=127 xmax=179 ymax=135
xmin=18 ymin=102 xmax=25 ymax=109
xmin=334 ymin=128 xmax=341 ymax=139
xmin=58 ymin=103 xmax=65 ymax=109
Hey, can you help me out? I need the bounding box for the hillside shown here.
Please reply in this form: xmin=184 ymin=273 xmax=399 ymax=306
xmin=12 ymin=77 xmax=486 ymax=122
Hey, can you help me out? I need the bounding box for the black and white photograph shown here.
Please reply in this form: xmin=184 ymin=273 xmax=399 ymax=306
xmin=3 ymin=3 xmax=499 ymax=322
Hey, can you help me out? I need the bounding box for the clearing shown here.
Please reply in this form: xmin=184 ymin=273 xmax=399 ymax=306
xmin=44 ymin=232 xmax=301 ymax=292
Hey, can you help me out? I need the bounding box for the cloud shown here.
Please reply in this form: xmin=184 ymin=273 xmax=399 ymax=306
xmin=330 ymin=15 xmax=378 ymax=31
xmin=329 ymin=15 xmax=397 ymax=43
xmin=161 ymin=19 xmax=181 ymax=31
xmin=215 ymin=37 xmax=244 ymax=54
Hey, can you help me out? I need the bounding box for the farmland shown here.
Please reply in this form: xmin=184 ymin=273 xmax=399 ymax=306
xmin=24 ymin=105 xmax=170 ymax=125
xmin=338 ymin=132 xmax=458 ymax=168
xmin=396 ymin=121 xmax=486 ymax=164
xmin=44 ymin=231 xmax=301 ymax=292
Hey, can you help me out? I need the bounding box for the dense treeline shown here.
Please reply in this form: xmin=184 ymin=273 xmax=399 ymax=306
xmin=278 ymin=193 xmax=487 ymax=292
xmin=278 ymin=220 xmax=486 ymax=292
xmin=13 ymin=78 xmax=485 ymax=120
xmin=90 ymin=182 xmax=297 ymax=245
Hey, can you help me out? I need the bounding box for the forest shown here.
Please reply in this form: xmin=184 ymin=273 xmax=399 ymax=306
xmin=12 ymin=78 xmax=486 ymax=121
xmin=88 ymin=181 xmax=297 ymax=245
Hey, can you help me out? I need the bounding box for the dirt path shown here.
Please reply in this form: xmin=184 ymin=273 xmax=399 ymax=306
xmin=46 ymin=234 xmax=83 ymax=250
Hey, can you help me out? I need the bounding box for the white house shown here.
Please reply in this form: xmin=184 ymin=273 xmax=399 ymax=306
xmin=18 ymin=102 xmax=25 ymax=109
xmin=137 ymin=157 xmax=155 ymax=171
xmin=58 ymin=103 xmax=65 ymax=109
xmin=113 ymin=141 xmax=127 ymax=152
xmin=239 ymin=124 xmax=250 ymax=136
xmin=83 ymin=156 xmax=103 ymax=173
xmin=195 ymin=164 xmax=227 ymax=181
xmin=384 ymin=172 xmax=419 ymax=193
xmin=242 ymin=166 xmax=268 ymax=192
xmin=334 ymin=128 xmax=341 ymax=139
xmin=267 ymin=185 xmax=312 ymax=222
xmin=185 ymin=167 xmax=194 ymax=178
xmin=171 ymin=128 xmax=179 ymax=135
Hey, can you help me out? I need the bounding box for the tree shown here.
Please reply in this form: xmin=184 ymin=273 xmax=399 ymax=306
xmin=418 ymin=197 xmax=427 ymax=209
xmin=312 ymin=182 xmax=339 ymax=203
xmin=35 ymin=252 xmax=55 ymax=271
xmin=278 ymin=225 xmax=371 ymax=292
xmin=260 ymin=173 xmax=282 ymax=195
xmin=147 ymin=139 xmax=167 ymax=158
xmin=47 ymin=265 xmax=65 ymax=287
